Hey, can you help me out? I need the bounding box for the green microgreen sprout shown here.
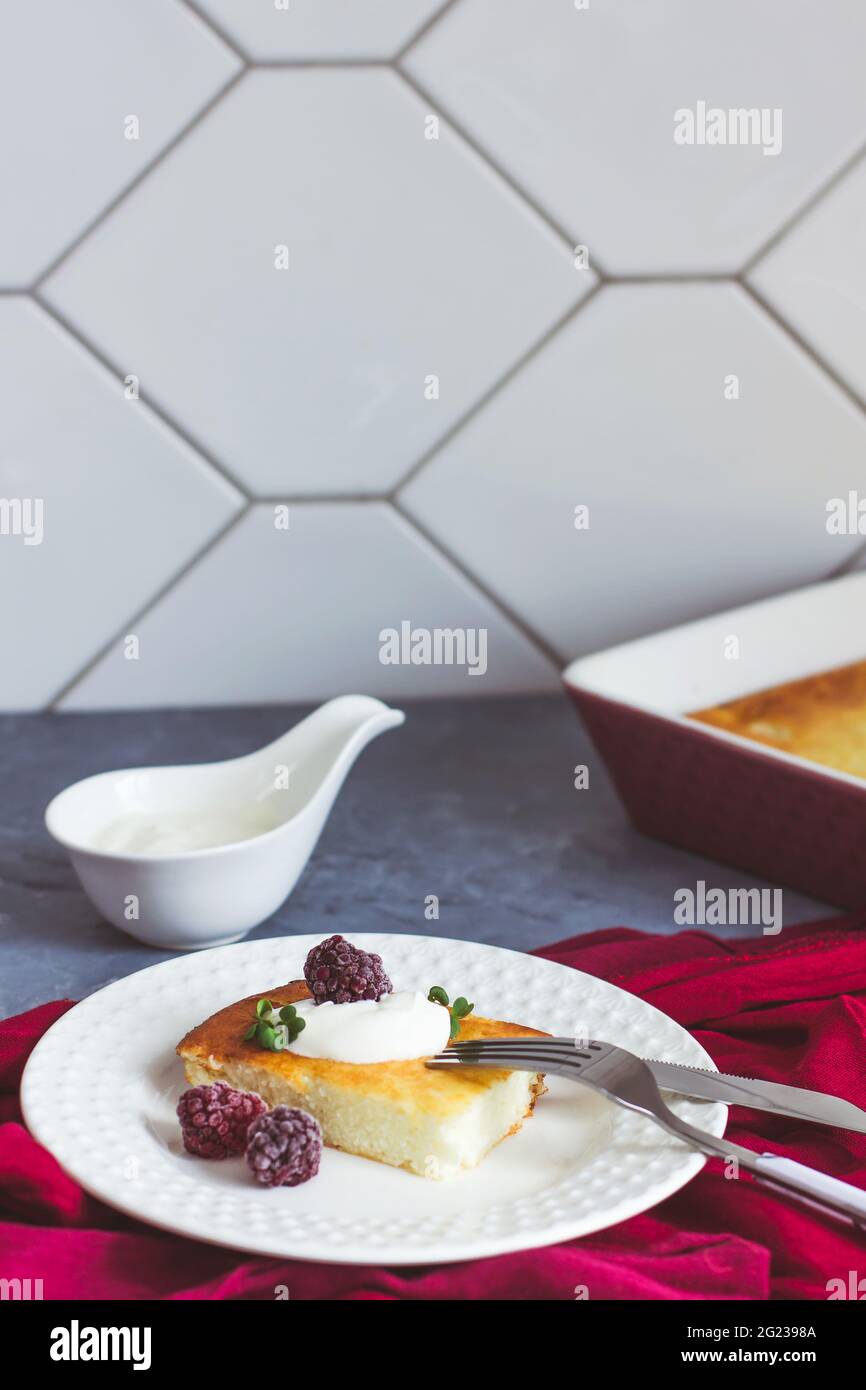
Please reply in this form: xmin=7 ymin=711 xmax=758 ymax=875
xmin=428 ymin=986 xmax=475 ymax=1039
xmin=243 ymin=999 xmax=306 ymax=1051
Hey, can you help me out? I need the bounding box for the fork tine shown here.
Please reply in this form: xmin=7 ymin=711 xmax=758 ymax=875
xmin=447 ymin=1039 xmax=603 ymax=1045
xmin=428 ymin=1045 xmax=561 ymax=1067
xmin=427 ymin=1041 xmax=588 ymax=1070
xmin=429 ymin=1050 xmax=553 ymax=1062
xmin=449 ymin=1036 xmax=596 ymax=1049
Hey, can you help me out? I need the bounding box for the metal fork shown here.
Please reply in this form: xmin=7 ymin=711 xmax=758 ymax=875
xmin=427 ymin=1037 xmax=866 ymax=1230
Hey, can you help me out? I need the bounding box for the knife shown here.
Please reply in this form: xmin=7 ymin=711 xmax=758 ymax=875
xmin=643 ymin=1058 xmax=866 ymax=1133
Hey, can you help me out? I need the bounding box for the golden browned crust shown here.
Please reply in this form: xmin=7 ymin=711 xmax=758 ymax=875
xmin=177 ymin=979 xmax=548 ymax=1117
xmin=176 ymin=978 xmax=310 ymax=1059
xmin=690 ymin=657 xmax=866 ymax=780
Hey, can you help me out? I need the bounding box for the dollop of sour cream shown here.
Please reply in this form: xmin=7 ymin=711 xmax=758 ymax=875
xmin=268 ymin=991 xmax=451 ymax=1063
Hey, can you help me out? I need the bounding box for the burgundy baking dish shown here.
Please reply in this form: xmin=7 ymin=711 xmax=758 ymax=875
xmin=563 ymin=573 xmax=866 ymax=908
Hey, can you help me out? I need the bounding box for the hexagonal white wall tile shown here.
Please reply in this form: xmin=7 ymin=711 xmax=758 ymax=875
xmin=400 ymin=283 xmax=866 ymax=660
xmin=43 ymin=69 xmax=589 ymax=497
xmin=404 ymin=0 xmax=866 ymax=274
xmin=749 ymin=156 xmax=866 ymax=403
xmin=0 ymin=299 xmax=243 ymax=709
xmin=60 ymin=503 xmax=555 ymax=708
xmin=0 ymin=0 xmax=240 ymax=286
xmin=195 ymin=0 xmax=446 ymax=60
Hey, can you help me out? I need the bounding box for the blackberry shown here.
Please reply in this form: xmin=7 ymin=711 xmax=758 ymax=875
xmin=245 ymin=1106 xmax=322 ymax=1187
xmin=177 ymin=1082 xmax=267 ymax=1159
xmin=304 ymin=934 xmax=392 ymax=1005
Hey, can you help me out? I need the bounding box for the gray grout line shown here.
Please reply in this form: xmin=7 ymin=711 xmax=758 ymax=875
xmin=605 ymin=271 xmax=733 ymax=284
xmin=253 ymin=493 xmax=387 ymax=505
xmin=393 ymin=63 xmax=609 ymax=278
xmin=740 ymin=140 xmax=866 ymax=277
xmin=47 ymin=503 xmax=253 ymax=710
xmin=51 ymin=492 xmax=561 ymax=710
xmin=30 ymin=66 xmax=248 ymax=292
xmin=33 ymin=294 xmax=253 ymax=501
xmin=253 ymin=57 xmax=390 ymax=69
xmin=739 ymin=279 xmax=866 ymax=417
xmin=180 ymin=0 xmax=461 ymax=70
xmin=391 ymin=281 xmax=604 ymax=498
xmin=393 ymin=0 xmax=463 ymax=62
xmin=826 ymin=541 xmax=866 ymax=579
xmin=389 ymin=497 xmax=563 ymax=673
xmin=180 ymin=0 xmax=251 ymax=64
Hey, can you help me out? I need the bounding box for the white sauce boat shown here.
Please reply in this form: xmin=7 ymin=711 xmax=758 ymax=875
xmin=45 ymin=695 xmax=405 ymax=950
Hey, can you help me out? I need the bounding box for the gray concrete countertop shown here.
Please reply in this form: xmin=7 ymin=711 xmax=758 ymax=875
xmin=0 ymin=695 xmax=834 ymax=1015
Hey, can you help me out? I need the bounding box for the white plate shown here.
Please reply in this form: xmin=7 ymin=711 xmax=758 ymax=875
xmin=21 ymin=934 xmax=726 ymax=1265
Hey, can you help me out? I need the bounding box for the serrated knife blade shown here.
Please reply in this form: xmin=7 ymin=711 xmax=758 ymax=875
xmin=644 ymin=1059 xmax=866 ymax=1132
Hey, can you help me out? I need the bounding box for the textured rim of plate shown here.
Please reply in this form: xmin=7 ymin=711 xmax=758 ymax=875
xmin=21 ymin=934 xmax=726 ymax=1266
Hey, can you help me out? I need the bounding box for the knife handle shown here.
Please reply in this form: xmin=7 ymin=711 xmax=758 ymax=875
xmin=750 ymin=1152 xmax=866 ymax=1229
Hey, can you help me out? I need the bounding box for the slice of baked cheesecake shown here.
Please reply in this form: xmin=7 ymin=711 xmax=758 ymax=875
xmin=177 ymin=980 xmax=546 ymax=1179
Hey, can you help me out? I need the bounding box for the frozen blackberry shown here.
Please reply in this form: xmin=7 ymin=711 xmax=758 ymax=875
xmin=304 ymin=934 xmax=392 ymax=1005
xmin=177 ymin=1082 xmax=267 ymax=1159
xmin=245 ymin=1106 xmax=322 ymax=1188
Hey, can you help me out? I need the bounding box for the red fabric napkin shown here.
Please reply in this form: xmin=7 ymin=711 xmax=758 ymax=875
xmin=2 ymin=917 xmax=865 ymax=1300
